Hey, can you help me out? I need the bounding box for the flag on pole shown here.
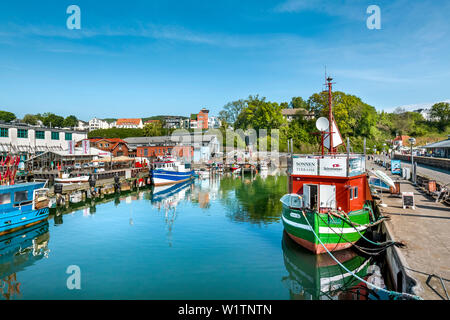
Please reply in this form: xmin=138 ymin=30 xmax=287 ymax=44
xmin=82 ymin=140 xmax=90 ymax=154
xmin=68 ymin=140 xmax=75 ymax=154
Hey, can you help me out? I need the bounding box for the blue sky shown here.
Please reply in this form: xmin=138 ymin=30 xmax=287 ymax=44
xmin=0 ymin=0 xmax=449 ymax=120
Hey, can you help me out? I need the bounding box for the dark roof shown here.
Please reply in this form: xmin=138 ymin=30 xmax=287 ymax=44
xmin=423 ymin=136 xmax=450 ymax=149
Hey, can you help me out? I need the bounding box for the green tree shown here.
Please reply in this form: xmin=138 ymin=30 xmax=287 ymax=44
xmin=63 ymin=115 xmax=78 ymax=128
xmin=143 ymin=121 xmax=164 ymax=137
xmin=88 ymin=128 xmax=145 ymax=139
xmin=41 ymin=113 xmax=64 ymax=128
xmin=0 ymin=110 xmax=16 ymax=122
xmin=22 ymin=114 xmax=38 ymax=125
xmin=218 ymin=99 xmax=246 ymax=127
xmin=234 ymin=95 xmax=286 ymax=131
xmin=429 ymin=102 xmax=450 ymax=131
xmin=290 ymin=97 xmax=308 ymax=109
xmin=306 ymin=91 xmax=377 ymax=138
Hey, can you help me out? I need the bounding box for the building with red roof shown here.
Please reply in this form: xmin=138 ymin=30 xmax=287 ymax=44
xmin=115 ymin=118 xmax=143 ymax=129
xmin=76 ymin=138 xmax=130 ymax=157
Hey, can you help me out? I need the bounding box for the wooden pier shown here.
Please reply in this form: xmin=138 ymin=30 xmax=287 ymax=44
xmin=41 ymin=167 xmax=151 ymax=207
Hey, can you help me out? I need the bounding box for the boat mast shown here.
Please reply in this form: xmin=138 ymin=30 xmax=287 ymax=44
xmin=326 ymin=76 xmax=335 ymax=154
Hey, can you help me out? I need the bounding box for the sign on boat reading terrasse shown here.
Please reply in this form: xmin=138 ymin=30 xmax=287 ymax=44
xmin=292 ymin=158 xmax=318 ymax=175
xmin=319 ymin=158 xmax=347 ymax=177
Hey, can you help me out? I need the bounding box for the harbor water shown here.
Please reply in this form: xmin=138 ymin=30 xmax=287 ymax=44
xmin=0 ymin=173 xmax=389 ymax=300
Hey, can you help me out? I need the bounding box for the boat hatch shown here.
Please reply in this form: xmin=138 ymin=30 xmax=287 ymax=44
xmin=280 ymin=194 xmax=303 ymax=209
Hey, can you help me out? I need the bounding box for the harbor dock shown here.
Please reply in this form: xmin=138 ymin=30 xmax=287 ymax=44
xmin=368 ymin=159 xmax=450 ymax=300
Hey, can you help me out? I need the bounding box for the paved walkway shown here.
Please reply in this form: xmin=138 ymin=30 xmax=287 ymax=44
xmin=369 ymin=160 xmax=450 ymax=300
xmin=370 ymin=157 xmax=450 ymax=185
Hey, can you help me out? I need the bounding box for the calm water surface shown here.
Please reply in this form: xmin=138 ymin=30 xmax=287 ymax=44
xmin=0 ymin=173 xmax=386 ymax=300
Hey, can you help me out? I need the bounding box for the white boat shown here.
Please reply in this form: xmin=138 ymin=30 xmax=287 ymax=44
xmin=370 ymin=170 xmax=396 ymax=191
xmin=55 ymin=173 xmax=89 ymax=184
xmin=151 ymin=156 xmax=194 ymax=187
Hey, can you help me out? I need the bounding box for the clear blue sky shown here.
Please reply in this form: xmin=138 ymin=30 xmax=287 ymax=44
xmin=0 ymin=0 xmax=449 ymax=120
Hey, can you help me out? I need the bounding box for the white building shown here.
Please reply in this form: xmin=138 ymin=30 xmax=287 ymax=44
xmin=0 ymin=123 xmax=87 ymax=160
xmin=89 ymin=117 xmax=111 ymax=131
xmin=208 ymin=116 xmax=221 ymax=129
xmin=76 ymin=120 xmax=89 ymax=131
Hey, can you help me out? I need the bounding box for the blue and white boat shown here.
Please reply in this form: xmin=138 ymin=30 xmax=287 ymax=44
xmin=0 ymin=182 xmax=50 ymax=236
xmin=151 ymin=157 xmax=195 ymax=187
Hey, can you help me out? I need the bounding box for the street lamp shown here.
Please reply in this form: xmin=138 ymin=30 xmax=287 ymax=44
xmin=383 ymin=143 xmax=387 ymax=169
xmin=409 ymin=137 xmax=416 ymax=184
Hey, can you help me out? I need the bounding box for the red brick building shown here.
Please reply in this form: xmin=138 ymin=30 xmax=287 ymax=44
xmin=197 ymin=108 xmax=209 ymax=129
xmin=136 ymin=145 xmax=193 ymax=159
xmin=76 ymin=138 xmax=130 ymax=157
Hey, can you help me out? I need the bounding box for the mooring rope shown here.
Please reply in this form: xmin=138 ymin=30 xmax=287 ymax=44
xmin=300 ymin=210 xmax=423 ymax=300
xmin=316 ymin=213 xmax=397 ymax=256
xmin=325 ymin=206 xmax=404 ymax=249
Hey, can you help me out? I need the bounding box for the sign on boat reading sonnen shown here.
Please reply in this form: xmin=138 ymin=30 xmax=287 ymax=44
xmin=292 ymin=158 xmax=318 ymax=175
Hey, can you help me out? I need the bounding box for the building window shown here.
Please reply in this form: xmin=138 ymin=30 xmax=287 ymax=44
xmin=144 ymin=149 xmax=148 ymax=156
xmin=17 ymin=129 xmax=28 ymax=138
xmin=51 ymin=132 xmax=59 ymax=140
xmin=65 ymin=133 xmax=72 ymax=141
xmin=0 ymin=128 xmax=8 ymax=137
xmin=35 ymin=131 xmax=45 ymax=139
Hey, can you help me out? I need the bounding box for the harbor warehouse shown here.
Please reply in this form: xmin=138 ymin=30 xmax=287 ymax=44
xmin=423 ymin=135 xmax=450 ymax=158
xmin=0 ymin=122 xmax=87 ymax=160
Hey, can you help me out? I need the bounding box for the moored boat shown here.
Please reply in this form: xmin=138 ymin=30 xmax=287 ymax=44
xmin=280 ymin=77 xmax=376 ymax=254
xmin=151 ymin=156 xmax=194 ymax=187
xmin=0 ymin=182 xmax=50 ymax=236
xmin=54 ymin=173 xmax=89 ymax=184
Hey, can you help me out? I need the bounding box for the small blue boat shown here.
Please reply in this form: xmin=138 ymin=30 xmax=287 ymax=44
xmin=0 ymin=182 xmax=50 ymax=236
xmin=151 ymin=157 xmax=195 ymax=187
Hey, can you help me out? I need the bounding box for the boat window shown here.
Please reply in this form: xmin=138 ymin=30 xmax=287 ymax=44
xmin=14 ymin=190 xmax=28 ymax=203
xmin=0 ymin=193 xmax=11 ymax=205
xmin=290 ymin=195 xmax=303 ymax=209
xmin=349 ymin=187 xmax=358 ymax=200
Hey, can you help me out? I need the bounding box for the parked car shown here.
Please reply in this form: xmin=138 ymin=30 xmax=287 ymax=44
xmin=74 ymin=163 xmax=81 ymax=169
xmin=82 ymin=163 xmax=90 ymax=168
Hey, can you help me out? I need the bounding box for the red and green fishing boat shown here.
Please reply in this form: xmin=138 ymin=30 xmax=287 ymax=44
xmin=280 ymin=76 xmax=377 ymax=254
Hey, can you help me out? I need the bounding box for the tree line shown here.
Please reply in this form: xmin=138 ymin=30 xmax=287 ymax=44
xmin=217 ymin=92 xmax=450 ymax=153
xmin=0 ymin=111 xmax=79 ymax=128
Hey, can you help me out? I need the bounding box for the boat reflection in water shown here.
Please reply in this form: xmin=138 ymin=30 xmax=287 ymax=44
xmin=150 ymin=180 xmax=194 ymax=246
xmin=0 ymin=221 xmax=50 ymax=300
xmin=281 ymin=232 xmax=386 ymax=300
